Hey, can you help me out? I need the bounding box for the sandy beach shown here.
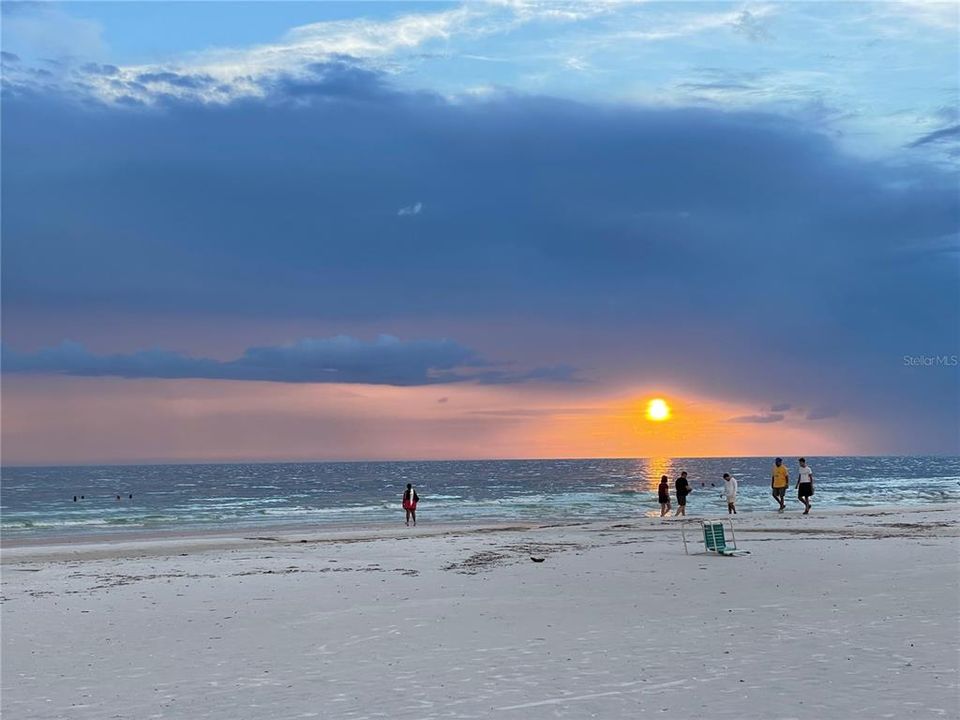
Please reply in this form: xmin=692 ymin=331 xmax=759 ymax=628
xmin=2 ymin=505 xmax=958 ymax=720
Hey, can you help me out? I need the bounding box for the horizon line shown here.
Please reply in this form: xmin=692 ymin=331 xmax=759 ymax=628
xmin=4 ymin=452 xmax=958 ymax=470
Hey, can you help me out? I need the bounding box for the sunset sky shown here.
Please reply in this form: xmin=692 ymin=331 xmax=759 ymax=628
xmin=2 ymin=1 xmax=958 ymax=464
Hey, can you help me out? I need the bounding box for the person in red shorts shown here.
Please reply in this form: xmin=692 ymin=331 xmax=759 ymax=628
xmin=402 ymin=483 xmax=419 ymax=526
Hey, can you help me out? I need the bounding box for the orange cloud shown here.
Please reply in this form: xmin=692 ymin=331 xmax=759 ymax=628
xmin=529 ymin=388 xmax=851 ymax=459
xmin=2 ymin=377 xmax=855 ymax=465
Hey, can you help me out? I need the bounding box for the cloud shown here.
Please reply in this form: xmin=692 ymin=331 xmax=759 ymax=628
xmin=668 ymin=67 xmax=843 ymax=122
xmin=2 ymin=336 xmax=576 ymax=387
xmin=908 ymin=124 xmax=960 ymax=148
xmin=467 ymin=407 xmax=596 ymax=418
xmin=81 ymin=62 xmax=119 ymax=76
xmin=136 ymin=71 xmax=216 ymax=89
xmin=2 ymin=60 xmax=957 ymax=451
xmin=398 ymin=201 xmax=423 ymax=216
xmin=770 ymin=403 xmax=792 ymax=412
xmin=727 ymin=413 xmax=785 ymax=424
xmin=469 ymin=364 xmax=582 ymax=385
xmin=609 ymin=5 xmax=778 ymax=44
xmin=0 ymin=2 xmax=785 ymax=108
xmin=805 ymin=407 xmax=839 ymax=421
xmin=494 ymin=0 xmax=615 ymax=24
xmin=0 ymin=2 xmax=549 ymax=105
xmin=731 ymin=9 xmax=772 ymax=42
xmin=564 ymin=56 xmax=591 ymax=72
xmin=876 ymin=1 xmax=960 ymax=32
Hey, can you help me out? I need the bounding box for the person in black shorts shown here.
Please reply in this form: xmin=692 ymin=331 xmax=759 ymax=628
xmin=796 ymin=458 xmax=814 ymax=514
xmin=674 ymin=471 xmax=691 ymax=516
xmin=658 ymin=475 xmax=671 ymax=517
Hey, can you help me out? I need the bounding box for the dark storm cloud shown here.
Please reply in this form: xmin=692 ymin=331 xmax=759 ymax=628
xmin=265 ymin=59 xmax=398 ymax=101
xmin=2 ymin=336 xmax=567 ymax=386
xmin=1 ymin=61 xmax=958 ymax=450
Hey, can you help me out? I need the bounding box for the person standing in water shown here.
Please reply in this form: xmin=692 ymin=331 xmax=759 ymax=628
xmin=402 ymin=483 xmax=419 ymax=526
xmin=796 ymin=458 xmax=814 ymax=514
xmin=723 ymin=473 xmax=738 ymax=514
xmin=674 ymin=471 xmax=691 ymax=517
xmin=771 ymin=457 xmax=789 ymax=512
xmin=657 ymin=475 xmax=671 ymax=517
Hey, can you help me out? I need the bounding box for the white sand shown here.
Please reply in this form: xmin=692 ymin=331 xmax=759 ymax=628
xmin=2 ymin=506 xmax=958 ymax=719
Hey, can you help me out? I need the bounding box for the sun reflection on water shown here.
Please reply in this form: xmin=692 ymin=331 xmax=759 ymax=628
xmin=645 ymin=456 xmax=676 ymax=491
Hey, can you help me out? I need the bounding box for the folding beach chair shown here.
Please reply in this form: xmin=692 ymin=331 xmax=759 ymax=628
xmin=681 ymin=518 xmax=750 ymax=556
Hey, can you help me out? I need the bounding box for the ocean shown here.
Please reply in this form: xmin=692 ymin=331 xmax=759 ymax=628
xmin=2 ymin=456 xmax=958 ymax=538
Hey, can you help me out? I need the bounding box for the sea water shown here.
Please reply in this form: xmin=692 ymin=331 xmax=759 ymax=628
xmin=2 ymin=456 xmax=958 ymax=537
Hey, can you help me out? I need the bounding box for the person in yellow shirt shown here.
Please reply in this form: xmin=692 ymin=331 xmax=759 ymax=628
xmin=771 ymin=457 xmax=789 ymax=512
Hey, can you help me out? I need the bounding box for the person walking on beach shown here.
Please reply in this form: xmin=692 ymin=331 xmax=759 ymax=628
xmin=796 ymin=458 xmax=814 ymax=514
xmin=674 ymin=471 xmax=691 ymax=516
xmin=658 ymin=475 xmax=671 ymax=517
xmin=771 ymin=458 xmax=789 ymax=512
xmin=402 ymin=483 xmax=419 ymax=526
xmin=723 ymin=473 xmax=738 ymax=514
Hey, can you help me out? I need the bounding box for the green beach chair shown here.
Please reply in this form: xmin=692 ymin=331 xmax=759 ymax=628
xmin=681 ymin=518 xmax=750 ymax=556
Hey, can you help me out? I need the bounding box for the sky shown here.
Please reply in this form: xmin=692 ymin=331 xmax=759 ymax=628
xmin=1 ymin=1 xmax=958 ymax=464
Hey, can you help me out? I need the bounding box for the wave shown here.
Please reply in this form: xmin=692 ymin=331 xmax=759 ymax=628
xmin=4 ymin=456 xmax=958 ymax=536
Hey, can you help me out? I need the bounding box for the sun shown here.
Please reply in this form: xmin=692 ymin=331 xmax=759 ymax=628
xmin=646 ymin=398 xmax=671 ymax=422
